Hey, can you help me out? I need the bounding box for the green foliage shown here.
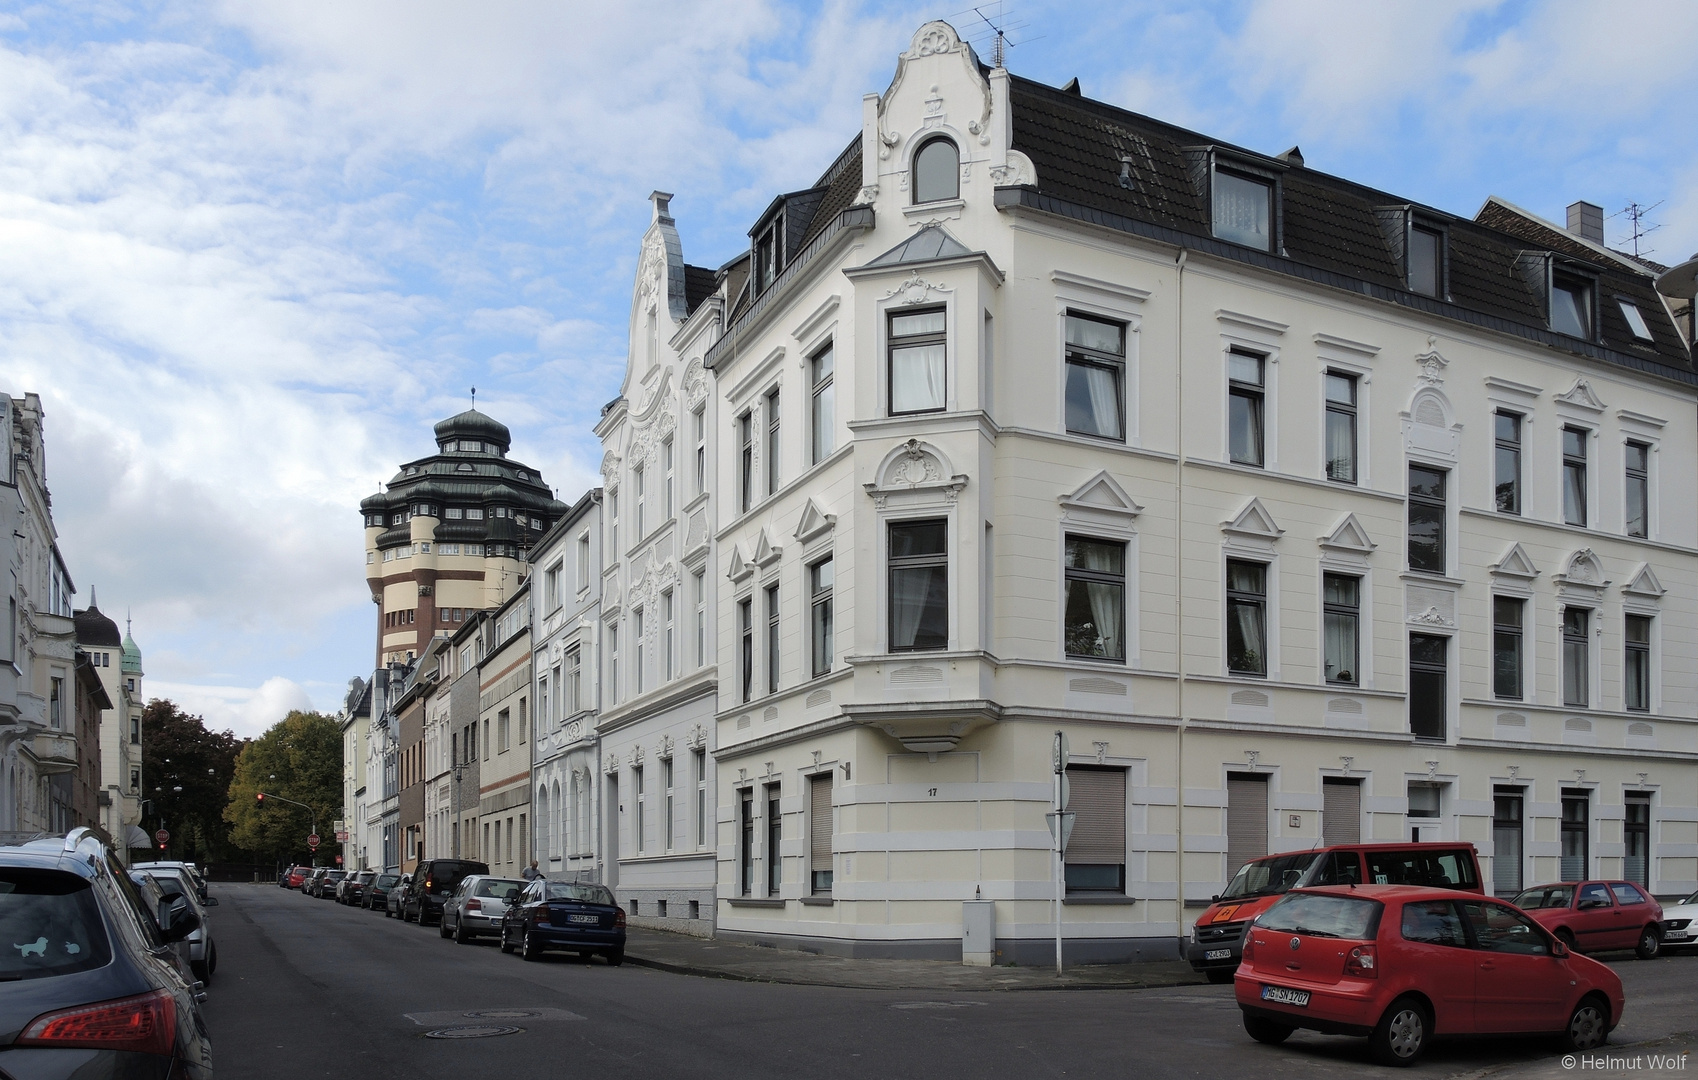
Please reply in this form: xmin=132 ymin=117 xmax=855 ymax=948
xmin=224 ymin=710 xmax=344 ymax=864
xmin=140 ymin=700 xmax=241 ymax=863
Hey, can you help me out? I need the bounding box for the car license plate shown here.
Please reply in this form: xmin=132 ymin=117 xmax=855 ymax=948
xmin=1205 ymin=949 xmax=1232 ymax=961
xmin=568 ymin=914 xmax=598 ymax=925
xmin=1667 ymin=930 xmax=1690 ymax=939
xmin=1262 ymin=986 xmax=1311 ymax=1007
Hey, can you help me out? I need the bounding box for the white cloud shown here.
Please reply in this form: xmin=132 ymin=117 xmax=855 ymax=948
xmin=147 ymin=676 xmax=317 ymax=741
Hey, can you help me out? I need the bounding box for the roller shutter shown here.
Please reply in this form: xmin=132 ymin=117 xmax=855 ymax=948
xmin=1322 ymin=779 xmax=1362 ymax=846
xmin=1064 ymin=766 xmax=1126 ymax=865
xmin=809 ymin=774 xmax=833 ymax=877
xmin=1226 ymin=773 xmax=1269 ymax=877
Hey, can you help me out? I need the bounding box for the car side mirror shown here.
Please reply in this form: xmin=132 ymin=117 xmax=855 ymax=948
xmin=1551 ymin=939 xmax=1569 ymax=958
xmin=1211 ymin=895 xmax=1220 ymax=903
xmin=163 ymin=901 xmax=201 ymax=943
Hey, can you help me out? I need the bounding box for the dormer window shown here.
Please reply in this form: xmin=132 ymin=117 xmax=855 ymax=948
xmin=913 ymin=137 xmax=959 ymax=204
xmin=1551 ymin=274 xmax=1594 ymax=339
xmin=754 ymin=221 xmax=782 ymax=294
xmin=1408 ymin=226 xmax=1442 ymax=297
xmin=1618 ymin=299 xmax=1654 ymax=341
xmin=442 ymin=441 xmax=457 ymax=453
xmin=1212 ymin=169 xmax=1271 ymax=251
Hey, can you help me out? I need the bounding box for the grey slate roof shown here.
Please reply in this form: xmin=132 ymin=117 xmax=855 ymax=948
xmin=867 ymin=225 xmax=973 ymax=266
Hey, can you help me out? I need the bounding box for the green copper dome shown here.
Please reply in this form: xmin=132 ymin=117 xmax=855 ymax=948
xmin=121 ymin=630 xmax=143 ymax=673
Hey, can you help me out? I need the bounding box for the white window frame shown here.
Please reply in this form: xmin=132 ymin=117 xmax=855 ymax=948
xmin=1051 ymin=272 xmax=1146 ymax=448
xmin=879 ymin=293 xmax=954 ymax=418
xmin=1219 ymin=333 xmax=1280 ymax=471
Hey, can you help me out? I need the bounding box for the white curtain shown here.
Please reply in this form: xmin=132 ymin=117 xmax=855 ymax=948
xmin=892 ymin=344 xmax=945 ymax=412
xmin=1067 ymin=362 xmax=1120 ymax=436
xmin=890 ymin=568 xmax=930 ymax=648
xmin=1323 ymin=611 xmax=1356 ymax=682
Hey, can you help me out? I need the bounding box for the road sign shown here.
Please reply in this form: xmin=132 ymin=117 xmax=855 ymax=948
xmin=1045 ymin=811 xmax=1077 ymax=853
xmin=334 ymin=831 xmax=350 ymax=843
xmin=334 ymin=855 xmax=344 ymax=865
xmin=307 ymin=833 xmax=320 ymax=850
xmin=154 ymin=829 xmax=169 ymax=845
xmin=1052 ymin=731 xmax=1069 ymax=774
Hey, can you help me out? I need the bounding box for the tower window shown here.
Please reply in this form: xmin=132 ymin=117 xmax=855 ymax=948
xmin=913 ymin=138 xmax=959 ymax=204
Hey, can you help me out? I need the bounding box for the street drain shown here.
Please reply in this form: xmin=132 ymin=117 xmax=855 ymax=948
xmin=463 ymin=1010 xmax=542 ymax=1020
xmin=424 ymin=1025 xmax=524 ymax=1040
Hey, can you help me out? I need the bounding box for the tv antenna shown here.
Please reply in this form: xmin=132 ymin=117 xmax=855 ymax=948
xmin=1610 ymin=201 xmax=1663 ymax=259
xmin=955 ymin=4 xmax=1034 ymax=68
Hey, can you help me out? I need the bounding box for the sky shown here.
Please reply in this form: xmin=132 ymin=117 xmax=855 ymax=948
xmin=5 ymin=0 xmax=1695 ymax=740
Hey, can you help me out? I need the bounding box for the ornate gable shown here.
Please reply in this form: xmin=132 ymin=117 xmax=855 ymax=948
xmin=793 ymin=498 xmax=837 ymax=545
xmin=1318 ymin=513 xmax=1375 ymax=556
xmin=1555 ymin=378 xmax=1607 ymax=414
xmin=1622 ymin=562 xmax=1666 ymax=600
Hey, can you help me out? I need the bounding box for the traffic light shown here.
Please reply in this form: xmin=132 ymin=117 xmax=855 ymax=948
xmin=256 ymin=792 xmax=266 ymax=805
xmin=158 ymin=842 xmax=166 ymax=851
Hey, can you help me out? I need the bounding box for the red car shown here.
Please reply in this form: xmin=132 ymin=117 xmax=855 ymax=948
xmin=1515 ymin=881 xmax=1663 ymax=959
xmin=285 ymin=865 xmax=311 ymax=889
xmin=1236 ymin=885 xmax=1623 ymax=1066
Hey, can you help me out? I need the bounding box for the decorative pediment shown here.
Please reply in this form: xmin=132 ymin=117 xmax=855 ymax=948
xmin=727 ymin=544 xmax=753 ymax=584
xmin=1059 ymin=470 xmax=1142 ymax=521
xmin=1489 ymin=543 xmax=1540 ymax=581
xmin=682 ymin=357 xmax=708 ymax=410
xmin=883 ymin=271 xmax=948 ymax=307
xmin=865 ymin=438 xmax=966 ymax=508
xmin=1318 ymin=513 xmax=1375 ymax=555
xmin=1622 ymin=562 xmax=1666 ymax=599
xmin=1556 ymin=378 xmax=1607 ymax=413
xmin=599 ymin=451 xmax=622 ymax=493
xmin=1221 ymin=498 xmax=1283 ymax=542
xmin=793 ymin=498 xmax=837 ymax=545
xmin=752 ymin=528 xmax=783 ymax=569
xmin=1554 ymin=548 xmax=1609 ymax=598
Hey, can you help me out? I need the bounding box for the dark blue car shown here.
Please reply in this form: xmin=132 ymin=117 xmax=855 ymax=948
xmin=498 ymin=880 xmax=625 ymax=965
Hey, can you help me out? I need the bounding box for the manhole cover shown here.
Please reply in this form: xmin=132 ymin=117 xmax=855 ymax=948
xmin=462 ymin=1010 xmax=541 ymax=1020
xmin=424 ymin=1025 xmax=524 ymax=1040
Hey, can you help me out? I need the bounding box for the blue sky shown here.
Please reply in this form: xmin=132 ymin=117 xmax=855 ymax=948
xmin=4 ymin=0 xmax=1694 ymax=738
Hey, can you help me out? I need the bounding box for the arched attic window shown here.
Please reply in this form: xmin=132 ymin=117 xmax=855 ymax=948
xmin=913 ymin=137 xmax=959 ymax=204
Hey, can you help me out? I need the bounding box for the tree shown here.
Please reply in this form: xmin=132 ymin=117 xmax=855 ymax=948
xmin=224 ymin=710 xmax=343 ymax=866
xmin=140 ymin=701 xmax=242 ymax=863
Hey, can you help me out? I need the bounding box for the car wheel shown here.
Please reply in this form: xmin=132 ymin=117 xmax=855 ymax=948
xmin=521 ymin=930 xmax=541 ymax=962
xmin=607 ymin=948 xmax=624 ymax=967
xmin=1563 ymin=995 xmax=1610 ymax=1052
xmin=208 ymin=943 xmax=217 ymax=976
xmin=1557 ymin=928 xmax=1578 ymax=951
xmin=1369 ymin=996 xmax=1429 ymax=1067
xmin=454 ymin=919 xmax=469 ymax=945
xmin=499 ymin=926 xmax=514 ymax=954
xmin=1243 ymin=1015 xmax=1293 ymax=1045
xmin=439 ymin=916 xmax=452 ymax=939
xmin=1206 ymin=968 xmax=1235 ymax=985
xmin=1635 ymin=926 xmax=1661 ymax=960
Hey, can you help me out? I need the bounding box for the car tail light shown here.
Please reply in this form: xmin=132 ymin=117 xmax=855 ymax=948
xmin=466 ymin=898 xmax=481 ymax=913
xmin=615 ymin=908 xmax=627 ymax=929
xmin=1345 ymin=944 xmax=1377 ymax=978
xmin=18 ymin=989 xmax=177 ymax=1057
xmin=1241 ymin=934 xmax=1256 ymax=961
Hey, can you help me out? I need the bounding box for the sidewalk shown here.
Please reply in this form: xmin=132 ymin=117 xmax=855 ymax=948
xmin=622 ymin=927 xmax=1206 ymax=992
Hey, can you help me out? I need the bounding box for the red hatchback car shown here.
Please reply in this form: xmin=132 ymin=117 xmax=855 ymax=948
xmin=1515 ymin=881 xmax=1663 ymax=959
xmin=1236 ymin=885 xmax=1623 ymax=1067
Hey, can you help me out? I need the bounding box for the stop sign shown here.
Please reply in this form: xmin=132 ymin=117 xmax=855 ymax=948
xmin=307 ymin=833 xmax=320 ymax=850
xmin=154 ymin=829 xmax=169 ymax=845
xmin=334 ymin=855 xmax=343 ymax=865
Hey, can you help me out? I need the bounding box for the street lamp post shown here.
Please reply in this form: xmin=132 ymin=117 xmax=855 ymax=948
xmin=257 ymin=791 xmax=318 ymax=865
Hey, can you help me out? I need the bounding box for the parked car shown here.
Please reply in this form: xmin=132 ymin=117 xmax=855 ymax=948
xmin=365 ymin=871 xmax=402 ymax=912
xmin=1659 ymin=888 xmax=1698 ymax=950
xmin=311 ymin=869 xmax=346 ymax=899
xmin=277 ymin=865 xmax=297 ymax=888
xmin=1190 ymin=842 xmax=1484 ymax=982
xmin=285 ymin=865 xmax=311 ymax=889
xmin=302 ymin=868 xmax=330 ymax=896
xmin=128 ymin=873 xmax=199 ymax=990
xmin=402 ymin=859 xmax=489 ymax=925
xmin=441 ymin=876 xmax=525 ymax=943
xmin=1515 ymin=880 xmax=1664 ymax=958
xmin=499 ymin=879 xmax=626 ymax=964
xmin=133 ymin=860 xmax=209 ymax=905
xmin=386 ymin=873 xmax=413 ymax=918
xmin=339 ymin=870 xmax=377 ymax=905
xmin=1236 ymin=885 xmax=1623 ymax=1066
xmin=135 ymin=865 xmax=219 ymax=983
xmin=1 ymin=828 xmax=212 ymax=1079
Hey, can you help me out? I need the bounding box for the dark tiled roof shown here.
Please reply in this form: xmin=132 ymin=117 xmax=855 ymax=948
xmin=74 ymin=606 xmax=121 ymax=647
xmin=683 ymin=264 xmax=718 ymax=315
xmin=1006 ymin=75 xmax=1692 ymax=377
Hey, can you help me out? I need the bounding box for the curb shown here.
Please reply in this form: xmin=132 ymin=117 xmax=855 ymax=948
xmin=622 ymin=951 xmax=1209 ymax=992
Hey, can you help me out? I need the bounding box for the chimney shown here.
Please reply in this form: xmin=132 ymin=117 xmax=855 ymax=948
xmin=1567 ymin=201 xmax=1604 ymax=245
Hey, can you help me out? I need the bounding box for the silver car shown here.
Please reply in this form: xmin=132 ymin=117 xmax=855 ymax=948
xmin=136 ymin=866 xmax=218 ymax=983
xmin=441 ymin=875 xmax=525 ymax=944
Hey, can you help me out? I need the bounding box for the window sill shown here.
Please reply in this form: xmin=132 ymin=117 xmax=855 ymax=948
xmin=798 ymin=896 xmax=834 ymax=906
xmin=1064 ymin=895 xmax=1137 ymax=906
xmin=903 ymin=198 xmax=965 ymax=219
xmin=727 ymin=898 xmax=786 ymax=909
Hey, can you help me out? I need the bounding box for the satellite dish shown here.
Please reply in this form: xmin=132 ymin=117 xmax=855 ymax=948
xmin=1655 ymin=254 xmax=1698 ymax=299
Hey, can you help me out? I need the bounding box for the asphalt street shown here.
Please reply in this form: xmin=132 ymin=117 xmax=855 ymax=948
xmin=205 ymin=884 xmax=1697 ymax=1080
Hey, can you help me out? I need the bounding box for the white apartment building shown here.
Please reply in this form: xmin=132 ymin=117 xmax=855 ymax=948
xmin=673 ymin=22 xmax=1698 ymax=962
xmin=592 ymin=195 xmax=724 ymax=932
xmin=339 ymin=677 xmax=371 ymax=870
xmin=478 ymin=586 xmax=532 ymax=877
xmin=529 ymin=490 xmax=603 ymax=882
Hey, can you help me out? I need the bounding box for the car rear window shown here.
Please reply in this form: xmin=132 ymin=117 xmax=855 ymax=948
xmin=1611 ymin=883 xmax=1647 ymax=905
xmin=1515 ymin=885 xmax=1574 ymax=909
xmin=1219 ymin=853 xmax=1319 ymax=900
xmin=544 ymin=883 xmax=616 ymax=906
xmin=376 ymin=875 xmax=400 ymax=887
xmin=476 ymin=879 xmax=523 ymax=901
xmin=1257 ymin=892 xmax=1382 ymax=940
xmin=1363 ymin=849 xmax=1478 ymax=890
xmin=0 ymin=869 xmax=114 ymax=980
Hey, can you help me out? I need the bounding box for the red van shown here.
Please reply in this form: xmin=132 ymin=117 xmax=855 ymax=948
xmin=1189 ymin=843 xmax=1484 ymax=982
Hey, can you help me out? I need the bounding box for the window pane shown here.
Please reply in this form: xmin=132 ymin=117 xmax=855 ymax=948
xmin=1409 ymin=227 xmax=1439 ymax=297
xmin=913 ymin=139 xmax=959 ymax=204
xmin=1065 ymin=360 xmax=1123 ymax=438
xmin=1619 ymin=300 xmax=1654 ymax=341
xmin=1228 ymin=390 xmax=1263 ymax=466
xmin=1064 ymin=579 xmax=1124 ymax=659
xmin=1226 ymin=599 xmax=1266 ymax=675
xmin=1563 ymin=639 xmax=1588 ymax=707
xmin=1228 ymin=352 xmax=1262 ymax=386
xmin=1226 ymin=560 xmax=1265 ymax=595
xmin=1563 ymin=463 xmax=1586 ymax=526
xmin=1323 ymin=610 xmax=1357 ymax=684
xmin=812 ymin=379 xmax=834 ymax=463
xmin=1323 ymin=574 xmax=1358 ymax=607
xmin=1212 ymin=171 xmax=1271 ymax=250
xmin=1065 ymin=315 xmax=1122 ymax=354
xmin=891 ymin=311 xmax=946 ymax=337
xmin=889 ymin=565 xmax=948 ymax=650
xmin=1495 ymin=446 xmax=1520 ymax=514
xmin=1495 ymin=412 xmax=1519 ymax=443
xmin=1324 ymin=372 xmax=1355 ymax=405
xmin=1493 ymin=629 xmax=1522 ymax=699
xmin=890 ymin=520 xmax=947 ymax=557
xmin=1408 ymin=466 xmax=1446 ymax=501
xmin=891 ymin=343 xmax=946 ymax=413
xmin=1407 ymin=503 xmax=1445 ymax=572
xmin=1563 ymin=427 xmax=1586 ymax=459
xmin=1066 ymin=538 xmax=1125 ymax=574
xmin=1325 ymin=407 xmax=1356 ymax=483
xmin=1552 ymin=281 xmax=1590 ymax=338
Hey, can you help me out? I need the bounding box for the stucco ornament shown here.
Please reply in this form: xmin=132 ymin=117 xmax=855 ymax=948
xmin=600 ymin=451 xmax=622 ymax=493
xmin=885 ymin=272 xmax=943 ymax=306
xmin=890 ymin=439 xmax=943 ymax=486
xmin=682 ymin=358 xmax=708 ymax=409
xmin=636 ymin=236 xmax=665 ymax=313
xmin=1415 ymin=337 xmax=1448 ymax=386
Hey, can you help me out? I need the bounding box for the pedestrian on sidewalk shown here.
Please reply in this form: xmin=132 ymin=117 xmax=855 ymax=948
xmin=522 ymin=860 xmax=541 ymax=881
